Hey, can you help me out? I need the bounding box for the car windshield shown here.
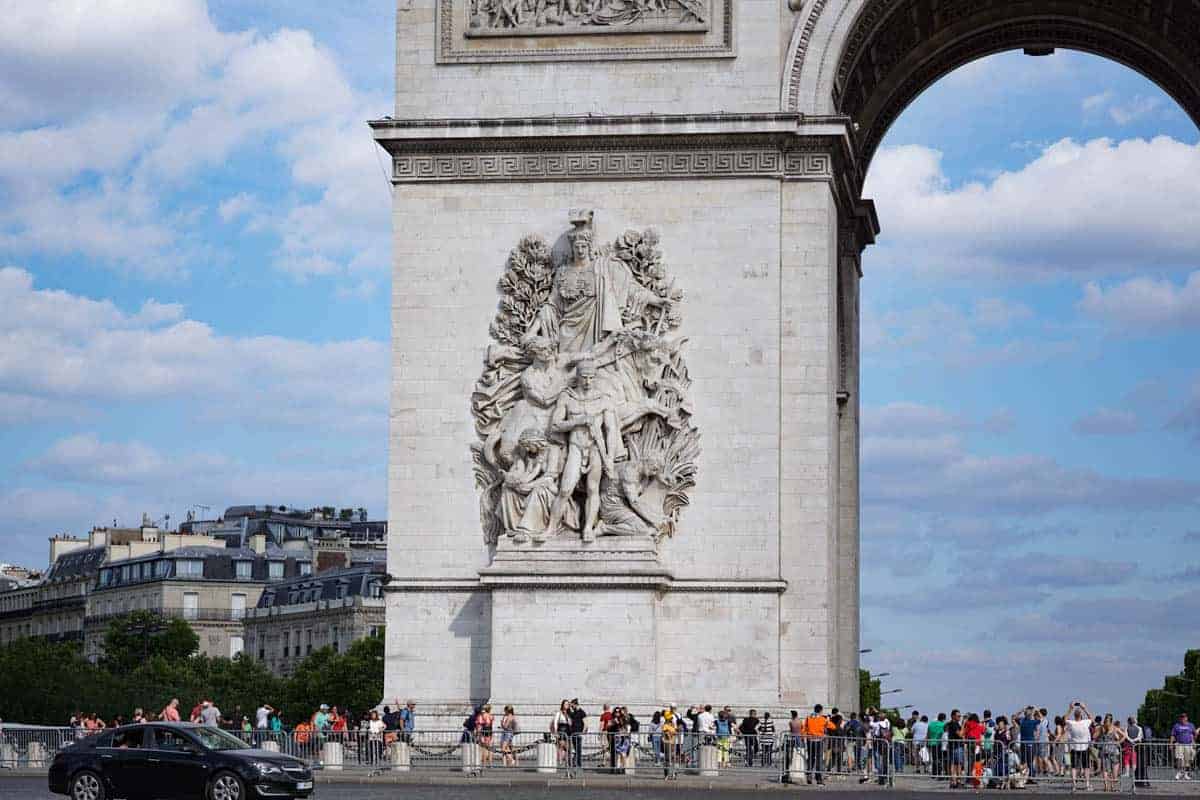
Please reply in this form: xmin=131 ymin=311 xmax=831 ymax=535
xmin=192 ymin=727 xmax=251 ymax=752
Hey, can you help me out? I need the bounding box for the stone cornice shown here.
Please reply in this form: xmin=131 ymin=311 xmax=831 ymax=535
xmin=385 ymin=576 xmax=789 ymax=593
xmin=371 ymin=115 xmax=860 ymax=192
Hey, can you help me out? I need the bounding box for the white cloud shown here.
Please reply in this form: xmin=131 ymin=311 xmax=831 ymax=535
xmin=217 ymin=192 xmax=260 ymax=224
xmin=0 ymin=6 xmax=388 ymax=283
xmin=1079 ymin=271 xmax=1200 ymax=329
xmin=1072 ymin=407 xmax=1141 ymax=436
xmin=0 ymin=266 xmax=387 ymax=429
xmin=973 ymin=297 xmax=1032 ymax=328
xmin=1109 ymin=96 xmax=1163 ymax=126
xmin=865 ymin=137 xmax=1200 ymax=278
xmin=865 ymin=299 xmax=1077 ymax=370
xmin=1082 ymin=91 xmax=1114 ymax=113
xmin=863 ymin=415 xmax=1200 ymax=515
xmin=0 ymin=0 xmax=239 ymax=128
xmin=28 ymin=433 xmax=216 ymax=485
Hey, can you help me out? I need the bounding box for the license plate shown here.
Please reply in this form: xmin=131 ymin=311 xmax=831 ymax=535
xmin=296 ymin=781 xmax=312 ymax=790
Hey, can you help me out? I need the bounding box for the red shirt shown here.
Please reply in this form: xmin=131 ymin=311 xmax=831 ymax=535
xmin=162 ymin=706 xmax=180 ymax=722
xmin=964 ymin=720 xmax=985 ymax=742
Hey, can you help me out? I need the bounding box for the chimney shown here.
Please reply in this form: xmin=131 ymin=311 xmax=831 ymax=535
xmin=249 ymin=533 xmax=267 ymax=555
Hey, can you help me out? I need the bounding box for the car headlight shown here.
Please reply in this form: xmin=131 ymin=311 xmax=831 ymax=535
xmin=251 ymin=761 xmax=285 ymax=776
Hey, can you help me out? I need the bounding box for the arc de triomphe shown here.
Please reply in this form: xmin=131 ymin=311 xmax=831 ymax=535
xmin=374 ymin=1 xmax=1200 ymax=717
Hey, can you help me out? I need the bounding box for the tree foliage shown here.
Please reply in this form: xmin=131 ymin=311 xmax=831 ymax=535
xmin=1138 ymin=648 xmax=1200 ymax=735
xmin=859 ymin=668 xmax=882 ymax=712
xmin=102 ymin=610 xmax=199 ymax=674
xmin=0 ymin=619 xmax=384 ymax=726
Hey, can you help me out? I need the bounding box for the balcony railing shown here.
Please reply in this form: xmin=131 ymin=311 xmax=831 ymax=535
xmin=84 ymin=607 xmax=246 ymax=625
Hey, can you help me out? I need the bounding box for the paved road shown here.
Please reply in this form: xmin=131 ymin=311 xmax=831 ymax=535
xmin=8 ymin=775 xmax=1200 ymax=800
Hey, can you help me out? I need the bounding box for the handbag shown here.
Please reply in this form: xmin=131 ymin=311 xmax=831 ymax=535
xmin=919 ymin=745 xmax=931 ymax=764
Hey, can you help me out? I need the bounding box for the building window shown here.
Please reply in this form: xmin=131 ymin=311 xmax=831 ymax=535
xmin=183 ymin=592 xmax=198 ymax=620
xmin=231 ymin=593 xmax=246 ymax=620
xmin=156 ymin=560 xmax=170 ymax=578
xmin=120 ymin=565 xmax=131 ymax=582
xmin=177 ymin=560 xmax=203 ymax=578
xmin=268 ymin=561 xmax=284 ymax=580
xmin=331 ymin=625 xmax=340 ymax=653
xmin=305 ymin=629 xmax=313 ymax=655
xmin=235 ymin=560 xmax=252 ymax=580
xmin=282 ymin=631 xmax=290 ymax=658
xmin=298 ymin=561 xmax=312 ymax=577
xmin=230 ymin=635 xmax=244 ymax=658
xmin=99 ymin=569 xmax=112 ymax=586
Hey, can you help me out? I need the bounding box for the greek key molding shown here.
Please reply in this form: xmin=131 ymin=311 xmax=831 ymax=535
xmin=436 ymin=0 xmax=733 ymax=63
xmin=387 ymin=141 xmax=837 ymax=183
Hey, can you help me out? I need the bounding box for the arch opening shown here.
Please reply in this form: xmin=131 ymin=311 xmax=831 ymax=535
xmin=792 ymin=0 xmax=1200 ymax=185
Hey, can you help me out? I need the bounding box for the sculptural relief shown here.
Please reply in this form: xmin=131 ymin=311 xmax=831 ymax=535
xmin=467 ymin=0 xmax=709 ymax=35
xmin=472 ymin=211 xmax=700 ymax=549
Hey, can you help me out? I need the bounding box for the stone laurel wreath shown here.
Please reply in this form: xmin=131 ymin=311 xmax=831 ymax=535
xmin=471 ymin=228 xmax=700 ymax=546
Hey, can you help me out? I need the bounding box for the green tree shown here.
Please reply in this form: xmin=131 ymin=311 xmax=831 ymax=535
xmin=1138 ymin=649 xmax=1200 ymax=735
xmin=860 ymin=668 xmax=882 ymax=711
xmin=102 ymin=611 xmax=199 ymax=674
xmin=282 ymin=636 xmax=384 ymax=725
xmin=0 ymin=639 xmax=121 ymax=723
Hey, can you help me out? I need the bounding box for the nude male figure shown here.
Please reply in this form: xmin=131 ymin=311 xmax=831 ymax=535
xmin=546 ymin=361 xmax=621 ymax=542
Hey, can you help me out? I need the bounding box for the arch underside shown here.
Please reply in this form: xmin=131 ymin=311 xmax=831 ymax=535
xmin=803 ymin=0 xmax=1200 ymax=185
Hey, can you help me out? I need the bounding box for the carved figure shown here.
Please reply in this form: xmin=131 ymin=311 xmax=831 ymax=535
xmin=528 ymin=225 xmax=666 ymax=354
xmin=546 ymin=361 xmax=621 ymax=542
xmin=470 ymin=0 xmax=707 ymax=29
xmin=471 ymin=211 xmax=699 ymax=549
xmin=499 ymin=429 xmax=577 ymax=543
xmin=598 ymin=458 xmax=667 ymax=537
xmin=482 ymin=336 xmax=570 ymax=468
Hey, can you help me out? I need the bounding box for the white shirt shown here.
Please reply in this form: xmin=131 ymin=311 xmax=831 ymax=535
xmin=255 ymin=706 xmax=270 ymax=729
xmin=912 ymin=721 xmax=929 ymax=741
xmin=870 ymin=718 xmax=891 ymax=739
xmin=698 ymin=711 xmax=716 ymax=734
xmin=1065 ymin=719 xmax=1091 ymax=751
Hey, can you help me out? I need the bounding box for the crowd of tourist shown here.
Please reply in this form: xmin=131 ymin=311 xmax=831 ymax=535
xmin=58 ymin=694 xmax=1199 ymax=786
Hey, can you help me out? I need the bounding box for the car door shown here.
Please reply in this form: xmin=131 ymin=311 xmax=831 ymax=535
xmin=104 ymin=728 xmax=151 ymax=799
xmin=146 ymin=727 xmax=210 ymax=800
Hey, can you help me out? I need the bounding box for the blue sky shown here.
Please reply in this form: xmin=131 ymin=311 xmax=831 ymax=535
xmin=1 ymin=3 xmax=1197 ymax=718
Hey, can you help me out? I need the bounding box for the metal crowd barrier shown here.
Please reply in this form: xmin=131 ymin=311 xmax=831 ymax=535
xmin=4 ymin=725 xmax=1200 ymax=792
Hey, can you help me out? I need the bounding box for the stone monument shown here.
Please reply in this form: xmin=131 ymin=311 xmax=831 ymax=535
xmin=374 ymin=0 xmax=1200 ymax=719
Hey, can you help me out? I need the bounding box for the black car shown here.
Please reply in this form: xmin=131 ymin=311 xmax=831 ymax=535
xmin=48 ymin=723 xmax=314 ymax=800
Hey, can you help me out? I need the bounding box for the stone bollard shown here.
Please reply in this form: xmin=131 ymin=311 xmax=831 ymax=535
xmin=698 ymin=743 xmax=718 ymax=777
xmin=536 ymin=740 xmax=557 ymax=774
xmin=261 ymin=740 xmax=280 ymax=753
xmin=321 ymin=740 xmax=344 ymax=771
xmin=461 ymin=741 xmax=480 ymax=774
xmin=26 ymin=741 xmax=46 ymax=769
xmin=788 ymin=745 xmax=806 ymax=784
xmin=391 ymin=741 xmax=411 ymax=772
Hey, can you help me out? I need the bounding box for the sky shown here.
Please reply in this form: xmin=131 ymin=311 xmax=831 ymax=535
xmin=0 ymin=2 xmax=1197 ymax=719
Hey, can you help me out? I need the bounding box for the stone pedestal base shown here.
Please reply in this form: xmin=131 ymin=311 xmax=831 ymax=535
xmin=391 ymin=741 xmax=411 ymax=771
xmin=261 ymin=741 xmax=280 ymax=753
xmin=322 ymin=741 xmax=343 ymax=771
xmin=698 ymin=743 xmax=718 ymax=777
xmin=536 ymin=740 xmax=557 ymax=773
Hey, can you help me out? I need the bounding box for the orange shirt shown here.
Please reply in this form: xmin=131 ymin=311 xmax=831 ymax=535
xmin=804 ymin=715 xmax=835 ymax=737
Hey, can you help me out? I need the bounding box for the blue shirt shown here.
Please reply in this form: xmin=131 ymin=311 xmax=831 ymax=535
xmin=1018 ymin=717 xmax=1040 ymax=742
xmin=399 ymin=708 xmax=415 ymax=732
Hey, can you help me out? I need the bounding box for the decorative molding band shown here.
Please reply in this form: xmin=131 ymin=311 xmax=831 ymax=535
xmin=436 ymin=0 xmax=733 ymax=64
xmin=669 ymin=579 xmax=788 ymax=593
xmin=378 ymin=134 xmax=844 ymax=185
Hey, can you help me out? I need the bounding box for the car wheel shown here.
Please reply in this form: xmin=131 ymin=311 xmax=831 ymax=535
xmin=70 ymin=771 xmax=105 ymax=800
xmin=208 ymin=771 xmax=246 ymax=800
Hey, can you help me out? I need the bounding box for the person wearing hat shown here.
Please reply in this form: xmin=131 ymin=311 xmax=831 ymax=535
xmin=661 ymin=708 xmax=678 ymax=778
